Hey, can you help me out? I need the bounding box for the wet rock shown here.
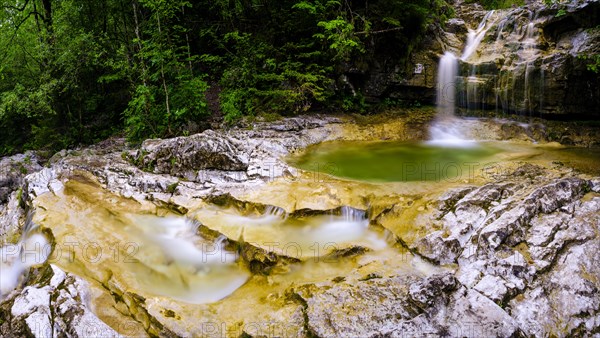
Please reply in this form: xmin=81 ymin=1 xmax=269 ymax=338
xmin=323 ymin=245 xmax=370 ymax=260
xmin=238 ymin=241 xmax=302 ymax=275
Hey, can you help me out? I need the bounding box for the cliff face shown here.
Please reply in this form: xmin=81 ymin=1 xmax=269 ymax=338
xmin=358 ymin=0 xmax=600 ymax=119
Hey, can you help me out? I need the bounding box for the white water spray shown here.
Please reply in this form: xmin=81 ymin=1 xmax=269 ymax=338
xmin=0 ymin=216 xmax=50 ymax=299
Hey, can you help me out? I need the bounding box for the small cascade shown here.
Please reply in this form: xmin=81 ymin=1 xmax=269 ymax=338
xmin=264 ymin=205 xmax=287 ymax=220
xmin=0 ymin=215 xmax=50 ymax=298
xmin=521 ymin=18 xmax=539 ymax=114
xmin=461 ymin=10 xmax=497 ymax=62
xmin=539 ymin=60 xmax=545 ymax=112
xmin=456 ymin=7 xmax=544 ymax=115
xmin=312 ymin=206 xmax=386 ymax=250
xmin=128 ymin=215 xmax=249 ymax=303
xmin=461 ymin=11 xmax=501 ymax=113
xmin=436 ymin=52 xmax=459 ymax=117
xmin=338 ymin=206 xmax=367 ymax=223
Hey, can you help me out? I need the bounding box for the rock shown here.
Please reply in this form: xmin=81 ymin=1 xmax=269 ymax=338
xmin=290 ymin=272 xmax=522 ymax=337
xmin=292 ymin=275 xmax=428 ymax=337
xmin=1 ymin=114 xmax=599 ymax=337
xmin=404 ymin=164 xmax=600 ymax=336
xmin=0 ymin=152 xmax=43 ymax=201
xmin=446 ymin=18 xmax=468 ymax=34
xmin=0 ymin=152 xmax=44 ymax=241
xmin=0 ymin=190 xmax=25 ymax=240
xmin=137 ymin=130 xmax=250 ymax=175
xmin=473 ymin=275 xmax=510 ymax=303
xmin=1 ymin=265 xmax=122 ymax=338
xmin=510 ymin=236 xmax=600 ymax=336
xmin=408 ymin=273 xmax=458 ymax=309
xmin=443 ymin=287 xmax=521 ymax=337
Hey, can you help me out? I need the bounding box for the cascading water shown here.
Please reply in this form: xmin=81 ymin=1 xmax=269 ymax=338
xmin=461 ymin=10 xmax=496 ymax=61
xmin=124 ymin=215 xmax=249 ymax=303
xmin=264 ymin=205 xmax=287 ymax=220
xmin=456 ymin=7 xmax=545 ymax=116
xmin=436 ymin=52 xmax=459 ymax=117
xmin=194 ymin=204 xmax=387 ymax=258
xmin=429 ymin=51 xmax=474 ymax=147
xmin=462 ymin=11 xmax=498 ymax=113
xmin=0 ymin=215 xmax=50 ymax=298
xmin=429 ymin=10 xmax=501 ymax=146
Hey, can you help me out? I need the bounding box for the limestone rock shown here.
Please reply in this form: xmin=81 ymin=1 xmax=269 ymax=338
xmin=0 ymin=265 xmax=121 ymax=338
xmin=137 ymin=130 xmax=250 ymax=174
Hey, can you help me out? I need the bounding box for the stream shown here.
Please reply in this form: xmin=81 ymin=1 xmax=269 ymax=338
xmin=0 ymin=1 xmax=599 ymax=335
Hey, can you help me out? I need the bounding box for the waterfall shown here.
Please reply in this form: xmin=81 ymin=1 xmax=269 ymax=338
xmin=429 ymin=11 xmax=500 ymax=146
xmin=436 ymin=52 xmax=459 ymax=117
xmin=264 ymin=205 xmax=287 ymax=220
xmin=429 ymin=51 xmax=473 ymax=146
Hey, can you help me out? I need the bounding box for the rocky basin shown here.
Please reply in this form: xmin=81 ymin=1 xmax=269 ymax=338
xmin=1 ymin=111 xmax=599 ymax=337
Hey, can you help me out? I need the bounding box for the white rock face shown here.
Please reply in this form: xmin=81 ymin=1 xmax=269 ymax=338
xmin=3 ymin=265 xmax=121 ymax=338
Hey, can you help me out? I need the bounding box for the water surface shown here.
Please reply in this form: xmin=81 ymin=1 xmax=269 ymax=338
xmin=288 ymin=140 xmax=600 ymax=182
xmin=288 ymin=140 xmax=501 ymax=182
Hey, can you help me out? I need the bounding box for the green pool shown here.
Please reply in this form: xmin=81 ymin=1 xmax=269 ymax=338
xmin=287 ymin=141 xmax=502 ymax=182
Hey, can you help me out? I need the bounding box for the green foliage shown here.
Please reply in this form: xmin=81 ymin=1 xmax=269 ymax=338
xmin=217 ymin=30 xmax=333 ymax=121
xmin=542 ymin=0 xmax=568 ymax=17
xmin=465 ymin=0 xmax=524 ymax=9
xmin=579 ymin=54 xmax=600 ymax=73
xmin=315 ymin=17 xmax=364 ymax=61
xmin=0 ymin=0 xmax=450 ymax=152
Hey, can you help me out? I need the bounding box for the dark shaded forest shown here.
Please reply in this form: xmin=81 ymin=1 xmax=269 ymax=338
xmin=0 ymin=0 xmax=454 ymax=154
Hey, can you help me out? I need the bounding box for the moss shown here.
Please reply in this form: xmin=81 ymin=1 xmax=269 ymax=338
xmin=16 ymin=188 xmax=26 ymax=209
xmin=257 ymin=112 xmax=283 ymax=122
xmin=18 ymin=163 xmax=27 ymax=175
xmin=166 ymin=181 xmax=179 ymax=195
xmin=161 ymin=309 xmax=179 ymax=319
